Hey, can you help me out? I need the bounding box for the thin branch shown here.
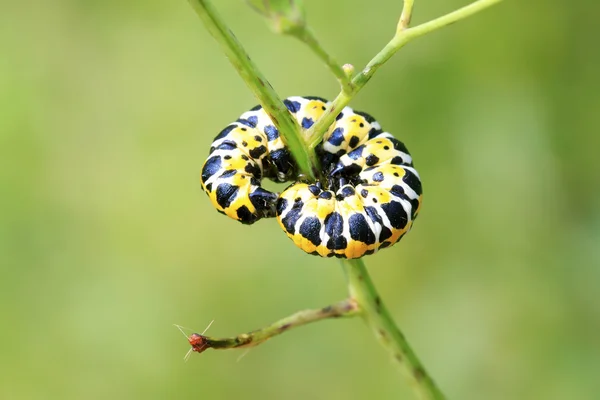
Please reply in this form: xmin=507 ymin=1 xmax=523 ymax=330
xmin=188 ymin=0 xmax=317 ymax=180
xmin=398 ymin=0 xmax=415 ymax=31
xmin=184 ymin=299 xmax=359 ymax=353
xmin=246 ymin=0 xmax=351 ymax=92
xmin=305 ymin=0 xmax=502 ymax=149
xmin=341 ymin=259 xmax=445 ymax=400
xmin=403 ymin=0 xmax=502 ymax=41
xmin=293 ymin=27 xmax=352 ymax=91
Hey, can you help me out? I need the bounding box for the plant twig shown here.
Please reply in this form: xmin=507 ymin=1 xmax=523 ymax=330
xmin=341 ymin=258 xmax=445 ymax=400
xmin=293 ymin=27 xmax=352 ymax=91
xmin=398 ymin=0 xmax=415 ymax=31
xmin=306 ymin=0 xmax=502 ymax=149
xmin=184 ymin=299 xmax=359 ymax=353
xmin=188 ymin=0 xmax=317 ymax=180
xmin=246 ymin=0 xmax=351 ymax=91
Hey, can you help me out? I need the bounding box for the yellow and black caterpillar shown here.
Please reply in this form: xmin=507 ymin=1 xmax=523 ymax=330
xmin=200 ymin=96 xmax=422 ymax=259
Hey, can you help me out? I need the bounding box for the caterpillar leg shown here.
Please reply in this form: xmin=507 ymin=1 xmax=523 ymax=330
xmin=248 ymin=187 xmax=278 ymax=219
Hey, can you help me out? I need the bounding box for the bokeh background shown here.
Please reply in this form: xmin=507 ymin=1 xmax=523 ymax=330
xmin=2 ymin=0 xmax=598 ymax=399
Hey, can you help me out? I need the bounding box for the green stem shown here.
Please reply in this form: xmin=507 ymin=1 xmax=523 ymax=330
xmin=198 ymin=299 xmax=359 ymax=350
xmin=293 ymin=27 xmax=352 ymax=91
xmin=306 ymin=0 xmax=502 ymax=149
xmin=398 ymin=0 xmax=415 ymax=31
xmin=341 ymin=258 xmax=446 ymax=400
xmin=188 ymin=0 xmax=317 ymax=180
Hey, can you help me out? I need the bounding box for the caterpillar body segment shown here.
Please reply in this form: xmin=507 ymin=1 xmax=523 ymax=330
xmin=201 ymin=107 xmax=292 ymax=224
xmin=200 ymin=96 xmax=331 ymax=224
xmin=283 ymin=96 xmax=329 ymax=132
xmin=276 ymin=137 xmax=422 ymax=258
xmin=277 ymin=102 xmax=422 ymax=258
xmin=318 ymin=107 xmax=383 ymax=172
xmin=321 ymin=111 xmax=382 ymax=155
xmin=237 ymin=106 xmax=293 ymax=181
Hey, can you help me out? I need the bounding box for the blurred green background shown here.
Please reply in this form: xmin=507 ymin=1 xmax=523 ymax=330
xmin=2 ymin=0 xmax=598 ymax=399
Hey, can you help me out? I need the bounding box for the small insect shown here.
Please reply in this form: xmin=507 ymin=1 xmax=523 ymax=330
xmin=175 ymin=320 xmax=214 ymax=361
xmin=200 ymin=96 xmax=422 ymax=258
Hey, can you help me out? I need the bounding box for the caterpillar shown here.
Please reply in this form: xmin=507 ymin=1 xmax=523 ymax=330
xmin=200 ymin=96 xmax=422 ymax=259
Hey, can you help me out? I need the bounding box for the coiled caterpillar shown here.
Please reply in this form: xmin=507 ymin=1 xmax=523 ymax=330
xmin=200 ymin=96 xmax=422 ymax=258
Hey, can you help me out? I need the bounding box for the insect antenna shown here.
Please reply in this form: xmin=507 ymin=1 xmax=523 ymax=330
xmin=183 ymin=347 xmax=195 ymax=362
xmin=236 ymin=348 xmax=251 ymax=363
xmin=202 ymin=319 xmax=215 ymax=335
xmin=173 ymin=324 xmax=192 ymax=338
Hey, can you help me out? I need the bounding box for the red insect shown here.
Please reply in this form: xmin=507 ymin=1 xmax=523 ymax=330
xmin=175 ymin=320 xmax=214 ymax=361
xmin=188 ymin=333 xmax=209 ymax=354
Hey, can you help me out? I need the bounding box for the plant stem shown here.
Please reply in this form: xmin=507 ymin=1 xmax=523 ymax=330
xmin=398 ymin=0 xmax=415 ymax=31
xmin=306 ymin=0 xmax=502 ymax=149
xmin=192 ymin=299 xmax=358 ymax=351
xmin=293 ymin=27 xmax=352 ymax=91
xmin=188 ymin=0 xmax=317 ymax=180
xmin=341 ymin=258 xmax=445 ymax=400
